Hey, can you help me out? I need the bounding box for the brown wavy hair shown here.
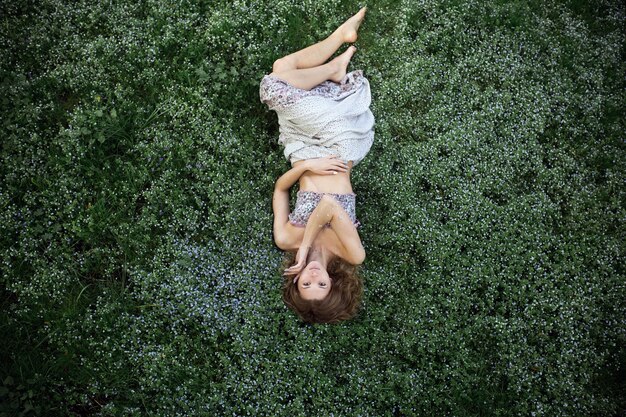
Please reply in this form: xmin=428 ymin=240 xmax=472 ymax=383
xmin=281 ymin=251 xmax=363 ymax=324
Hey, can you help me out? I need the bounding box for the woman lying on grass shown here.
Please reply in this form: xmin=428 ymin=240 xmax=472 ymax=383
xmin=260 ymin=6 xmax=374 ymax=323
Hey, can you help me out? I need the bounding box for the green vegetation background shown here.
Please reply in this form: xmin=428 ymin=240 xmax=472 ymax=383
xmin=1 ymin=0 xmax=624 ymax=415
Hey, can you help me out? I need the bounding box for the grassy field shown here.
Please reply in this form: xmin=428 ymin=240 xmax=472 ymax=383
xmin=1 ymin=0 xmax=624 ymax=415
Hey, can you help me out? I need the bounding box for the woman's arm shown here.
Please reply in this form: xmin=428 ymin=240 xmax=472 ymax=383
xmin=282 ymin=195 xmax=338 ymax=277
xmin=301 ymin=195 xmax=365 ymax=265
xmin=284 ymin=195 xmax=365 ymax=278
xmin=275 ymin=156 xmax=348 ymax=191
xmin=272 ymin=162 xmax=311 ymax=250
xmin=275 ymin=162 xmax=311 ymax=192
xmin=326 ymin=197 xmax=365 ymax=265
xmin=272 ymin=157 xmax=349 ymax=250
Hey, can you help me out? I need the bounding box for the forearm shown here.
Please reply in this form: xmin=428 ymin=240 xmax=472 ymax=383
xmin=300 ymin=197 xmax=336 ymax=248
xmin=274 ymin=161 xmax=311 ymax=191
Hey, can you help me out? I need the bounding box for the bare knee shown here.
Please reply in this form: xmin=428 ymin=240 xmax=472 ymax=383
xmin=272 ymin=56 xmax=297 ymax=73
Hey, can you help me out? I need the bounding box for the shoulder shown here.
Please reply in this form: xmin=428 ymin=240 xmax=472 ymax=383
xmin=348 ymin=247 xmax=366 ymax=265
xmin=323 ymin=217 xmax=365 ymax=265
xmin=337 ymin=236 xmax=365 ymax=265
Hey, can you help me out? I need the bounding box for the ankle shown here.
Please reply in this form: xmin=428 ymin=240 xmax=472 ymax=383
xmin=329 ymin=28 xmax=344 ymax=45
xmin=324 ymin=61 xmax=341 ymax=78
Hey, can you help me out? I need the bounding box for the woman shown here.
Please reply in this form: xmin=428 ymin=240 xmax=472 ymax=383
xmin=260 ymin=6 xmax=374 ymax=323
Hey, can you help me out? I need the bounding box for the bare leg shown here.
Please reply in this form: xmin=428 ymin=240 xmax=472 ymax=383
xmin=269 ymin=6 xmax=366 ymax=90
xmin=272 ymin=46 xmax=357 ymax=90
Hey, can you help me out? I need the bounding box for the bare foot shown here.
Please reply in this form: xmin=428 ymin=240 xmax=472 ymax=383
xmin=337 ymin=6 xmax=367 ymax=43
xmin=328 ymin=46 xmax=357 ymax=83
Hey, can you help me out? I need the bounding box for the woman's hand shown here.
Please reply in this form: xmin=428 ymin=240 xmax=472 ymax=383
xmin=306 ymin=155 xmax=349 ymax=175
xmin=283 ymin=245 xmax=310 ymax=282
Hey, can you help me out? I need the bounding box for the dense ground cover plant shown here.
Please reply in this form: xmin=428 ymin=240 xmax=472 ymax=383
xmin=1 ymin=0 xmax=624 ymax=415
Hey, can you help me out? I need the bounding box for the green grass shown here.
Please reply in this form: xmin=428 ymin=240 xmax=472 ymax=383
xmin=1 ymin=0 xmax=625 ymax=415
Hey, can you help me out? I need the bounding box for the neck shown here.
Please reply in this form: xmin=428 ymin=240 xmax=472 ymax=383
xmin=307 ymin=243 xmax=333 ymax=268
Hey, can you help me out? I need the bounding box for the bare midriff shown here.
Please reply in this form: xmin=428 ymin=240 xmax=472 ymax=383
xmin=292 ymin=160 xmax=355 ymax=194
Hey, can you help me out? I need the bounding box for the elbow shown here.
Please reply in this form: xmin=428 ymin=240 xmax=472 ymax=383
xmin=273 ymin=231 xmax=292 ymax=251
xmin=320 ymin=194 xmax=335 ymax=204
xmin=274 ymin=235 xmax=288 ymax=251
xmin=352 ymin=249 xmax=366 ymax=265
xmin=319 ymin=194 xmax=338 ymax=210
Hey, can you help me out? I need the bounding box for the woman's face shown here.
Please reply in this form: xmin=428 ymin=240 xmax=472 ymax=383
xmin=297 ymin=260 xmax=333 ymax=300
